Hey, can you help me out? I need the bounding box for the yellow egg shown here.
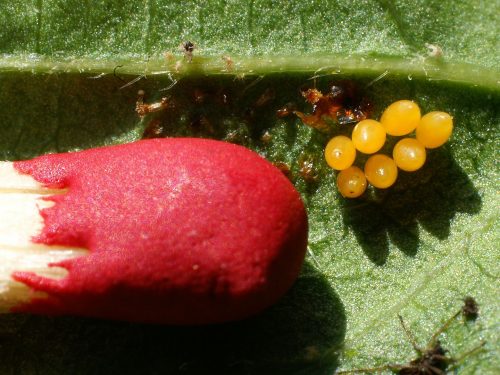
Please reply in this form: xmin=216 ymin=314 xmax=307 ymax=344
xmin=393 ymin=138 xmax=426 ymax=172
xmin=416 ymin=111 xmax=453 ymax=148
xmin=380 ymin=100 xmax=421 ymax=136
xmin=351 ymin=119 xmax=387 ymax=154
xmin=325 ymin=136 xmax=356 ymax=170
xmin=337 ymin=166 xmax=367 ymax=198
xmin=364 ymin=154 xmax=398 ymax=189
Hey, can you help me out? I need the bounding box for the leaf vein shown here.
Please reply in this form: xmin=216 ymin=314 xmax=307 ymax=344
xmin=35 ymin=0 xmax=43 ymax=54
xmin=349 ymin=234 xmax=472 ymax=340
xmin=373 ymin=0 xmax=419 ymax=52
xmin=247 ymin=0 xmax=256 ymax=49
xmin=143 ymin=0 xmax=153 ymax=56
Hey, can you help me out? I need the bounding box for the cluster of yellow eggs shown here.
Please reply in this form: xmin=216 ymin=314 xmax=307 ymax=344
xmin=324 ymin=100 xmax=453 ymax=198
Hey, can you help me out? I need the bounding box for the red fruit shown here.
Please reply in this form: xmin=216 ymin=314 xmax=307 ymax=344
xmin=12 ymin=139 xmax=308 ymax=324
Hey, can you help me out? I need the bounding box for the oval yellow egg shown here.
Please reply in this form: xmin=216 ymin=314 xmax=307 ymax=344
xmin=416 ymin=111 xmax=453 ymax=148
xmin=325 ymin=136 xmax=356 ymax=170
xmin=337 ymin=166 xmax=367 ymax=198
xmin=380 ymin=100 xmax=421 ymax=136
xmin=352 ymin=119 xmax=386 ymax=154
xmin=364 ymin=154 xmax=398 ymax=189
xmin=393 ymin=138 xmax=426 ymax=172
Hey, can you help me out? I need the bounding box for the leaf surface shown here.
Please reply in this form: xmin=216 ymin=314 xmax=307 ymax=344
xmin=0 ymin=1 xmax=498 ymax=374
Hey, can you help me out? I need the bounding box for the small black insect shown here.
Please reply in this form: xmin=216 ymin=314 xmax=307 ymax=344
xmin=337 ymin=299 xmax=484 ymax=374
xmin=180 ymin=41 xmax=195 ymax=62
xmin=462 ymin=296 xmax=479 ymax=321
xmin=182 ymin=41 xmax=195 ymax=53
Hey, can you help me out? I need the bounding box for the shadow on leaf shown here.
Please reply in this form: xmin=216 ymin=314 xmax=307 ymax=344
xmin=0 ymin=262 xmax=345 ymax=375
xmin=341 ymin=148 xmax=482 ymax=265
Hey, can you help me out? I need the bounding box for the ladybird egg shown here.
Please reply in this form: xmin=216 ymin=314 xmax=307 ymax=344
xmin=337 ymin=166 xmax=367 ymax=198
xmin=325 ymin=136 xmax=356 ymax=170
xmin=393 ymin=138 xmax=426 ymax=172
xmin=351 ymin=119 xmax=386 ymax=154
xmin=380 ymin=100 xmax=421 ymax=136
xmin=364 ymin=154 xmax=398 ymax=189
xmin=416 ymin=111 xmax=453 ymax=148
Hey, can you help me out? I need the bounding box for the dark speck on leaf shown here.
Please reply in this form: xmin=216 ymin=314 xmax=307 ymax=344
xmin=462 ymin=296 xmax=479 ymax=320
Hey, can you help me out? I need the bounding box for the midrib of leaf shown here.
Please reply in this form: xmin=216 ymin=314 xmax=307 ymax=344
xmin=0 ymin=55 xmax=498 ymax=90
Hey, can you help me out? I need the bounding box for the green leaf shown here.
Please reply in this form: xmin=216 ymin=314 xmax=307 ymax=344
xmin=0 ymin=1 xmax=498 ymax=374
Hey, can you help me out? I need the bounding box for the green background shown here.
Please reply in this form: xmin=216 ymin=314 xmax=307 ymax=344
xmin=0 ymin=1 xmax=498 ymax=374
